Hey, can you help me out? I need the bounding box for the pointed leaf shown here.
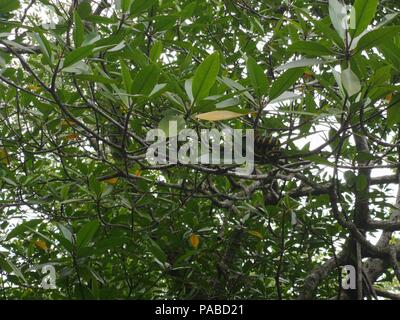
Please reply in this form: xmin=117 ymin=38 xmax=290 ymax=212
xmin=131 ymin=64 xmax=160 ymax=96
xmin=275 ymin=58 xmax=323 ymax=72
xmin=189 ymin=234 xmax=200 ymax=249
xmin=150 ymin=40 xmax=163 ymax=62
xmin=356 ymin=26 xmax=400 ymax=52
xmin=32 ymin=33 xmax=52 ymax=64
xmin=76 ymin=221 xmax=100 ymax=248
xmin=73 ymin=12 xmax=84 ymax=48
xmin=246 ymin=56 xmax=268 ymax=97
xmin=352 ymin=0 xmax=378 ymax=37
xmin=63 ymin=45 xmax=94 ymax=68
xmin=0 ymin=253 xmax=27 ymax=284
xmin=6 ymin=219 xmax=42 ymax=240
xmin=192 ymin=52 xmax=220 ymax=103
xmin=341 ymin=67 xmax=361 ymax=97
xmin=269 ymin=68 xmax=304 ymax=101
xmin=329 ymin=0 xmax=347 ymax=40
xmin=158 ymin=115 xmax=186 ymax=137
xmin=288 ymin=41 xmax=333 ymax=57
xmin=195 ymin=110 xmax=251 ymax=122
xmin=148 ymin=238 xmax=167 ymax=263
xmin=120 ymin=60 xmax=132 ymax=93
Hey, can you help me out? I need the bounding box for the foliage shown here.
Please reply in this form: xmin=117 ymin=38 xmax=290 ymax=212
xmin=0 ymin=0 xmax=400 ymax=300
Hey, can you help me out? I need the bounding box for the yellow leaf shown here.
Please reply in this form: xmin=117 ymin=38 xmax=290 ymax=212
xmin=61 ymin=119 xmax=77 ymax=127
xmin=303 ymin=72 xmax=314 ymax=81
xmin=65 ymin=133 xmax=79 ymax=141
xmin=386 ymin=94 xmax=393 ymax=103
xmin=0 ymin=148 xmax=10 ymax=165
xmin=248 ymin=230 xmax=263 ymax=239
xmin=134 ymin=169 xmax=142 ymax=177
xmin=189 ymin=234 xmax=200 ymax=249
xmin=105 ymin=177 xmax=119 ymax=185
xmin=195 ymin=111 xmax=252 ymax=122
xmin=119 ymin=105 xmax=128 ymax=114
xmin=389 ymin=237 xmax=399 ymax=245
xmin=34 ymin=240 xmax=48 ymax=250
xmin=26 ymin=84 xmax=42 ymax=92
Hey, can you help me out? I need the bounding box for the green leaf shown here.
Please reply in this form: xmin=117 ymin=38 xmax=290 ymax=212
xmin=0 ymin=0 xmax=19 ymax=13
xmin=351 ymin=0 xmax=378 ymax=37
xmin=89 ymin=174 xmax=102 ymax=197
xmin=6 ymin=219 xmax=42 ymax=240
xmin=158 ymin=114 xmax=186 ymax=137
xmin=288 ymin=41 xmax=333 ymax=57
xmin=73 ymin=11 xmax=84 ymax=48
xmin=85 ymin=15 xmax=117 ymax=24
xmin=275 ymin=58 xmax=322 ymax=71
xmin=120 ymin=60 xmax=132 ymax=92
xmin=246 ymin=56 xmax=268 ymax=97
xmin=220 ymin=76 xmax=255 ymax=102
xmin=150 ymin=40 xmax=163 ymax=62
xmin=1 ymin=176 xmax=17 ymax=186
xmin=147 ymin=238 xmax=167 ymax=263
xmin=63 ymin=61 xmax=90 ymax=74
xmin=120 ymin=0 xmax=133 ymax=12
xmin=379 ymin=42 xmax=400 ymax=70
xmin=77 ymin=1 xmax=92 ymax=18
xmin=313 ymin=16 xmax=344 ymax=47
xmin=130 ymin=0 xmax=158 ymax=15
xmin=341 ymin=67 xmax=361 ymax=97
xmin=76 ymin=221 xmax=100 ymax=249
xmin=95 ymin=235 xmax=129 ymax=253
xmin=129 ymin=47 xmax=149 ymax=68
xmin=329 ymin=0 xmax=347 ymax=40
xmin=92 ymin=35 xmax=125 ymax=51
xmin=192 ymin=52 xmax=220 ymax=103
xmin=0 ymin=253 xmax=27 ymax=284
xmin=150 ymin=83 xmax=167 ymax=97
xmin=215 ymin=97 xmax=240 ymax=108
xmin=57 ymin=223 xmax=74 ymax=243
xmin=368 ymin=65 xmax=392 ymax=88
xmin=180 ymin=2 xmax=197 ymax=19
xmin=184 ymin=78 xmax=194 ymax=103
xmin=269 ymin=68 xmax=304 ymax=101
xmin=356 ymin=27 xmax=400 ymax=52
xmin=31 ymin=32 xmax=53 ymax=64
xmin=107 ymin=41 xmax=125 ymax=53
xmin=131 ymin=64 xmax=160 ymax=96
xmin=63 ymin=45 xmax=94 ymax=68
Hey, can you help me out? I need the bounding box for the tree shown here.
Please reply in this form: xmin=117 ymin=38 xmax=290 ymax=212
xmin=0 ymin=0 xmax=399 ymax=300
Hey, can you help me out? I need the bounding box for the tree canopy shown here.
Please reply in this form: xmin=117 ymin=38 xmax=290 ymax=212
xmin=0 ymin=0 xmax=400 ymax=300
